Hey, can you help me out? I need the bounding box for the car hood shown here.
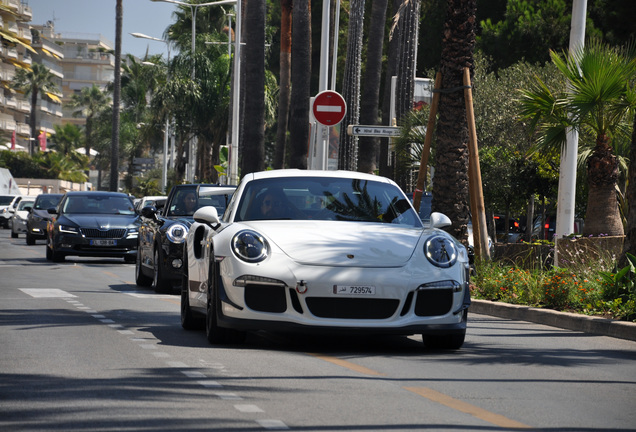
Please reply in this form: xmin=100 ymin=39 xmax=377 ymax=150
xmin=241 ymin=221 xmax=423 ymax=267
xmin=31 ymin=209 xmax=51 ymax=219
xmin=62 ymin=214 xmax=139 ymax=228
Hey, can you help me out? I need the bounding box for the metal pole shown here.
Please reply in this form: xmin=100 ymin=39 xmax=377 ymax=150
xmin=555 ymin=0 xmax=587 ymax=264
xmin=230 ymin=1 xmax=241 ymax=185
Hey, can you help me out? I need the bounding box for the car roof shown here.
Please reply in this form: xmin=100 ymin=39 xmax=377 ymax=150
xmin=63 ymin=191 xmax=130 ymax=197
xmin=243 ymin=169 xmax=396 ymax=184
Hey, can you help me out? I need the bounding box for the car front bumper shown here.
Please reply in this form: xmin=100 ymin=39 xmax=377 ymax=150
xmin=52 ymin=233 xmax=137 ymax=258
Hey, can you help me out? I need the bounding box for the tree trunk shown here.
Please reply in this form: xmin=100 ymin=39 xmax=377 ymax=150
xmin=432 ymin=0 xmax=476 ymax=242
xmin=620 ymin=114 xmax=636 ymax=263
xmin=338 ymin=0 xmax=366 ymax=172
xmin=379 ymin=0 xmax=401 ymax=179
xmin=393 ymin=0 xmax=420 ymax=190
xmin=584 ymin=136 xmax=624 ymax=236
xmin=274 ymin=0 xmax=292 ymax=169
xmin=289 ymin=0 xmax=312 ymax=169
xmin=240 ymin=0 xmax=266 ymax=176
xmin=358 ymin=0 xmax=388 ymax=174
xmin=110 ymin=0 xmax=123 ymax=192
xmin=29 ymin=89 xmax=38 ymax=154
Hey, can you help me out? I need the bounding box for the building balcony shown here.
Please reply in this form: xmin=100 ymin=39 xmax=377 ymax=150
xmin=16 ymin=99 xmax=31 ymax=113
xmin=18 ymin=3 xmax=33 ymax=21
xmin=16 ymin=122 xmax=30 ymax=136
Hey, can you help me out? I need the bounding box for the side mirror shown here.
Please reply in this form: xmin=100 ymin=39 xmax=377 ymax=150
xmin=24 ymin=206 xmax=33 ymax=212
xmin=140 ymin=205 xmax=158 ymax=219
xmin=193 ymin=206 xmax=220 ymax=227
xmin=47 ymin=207 xmax=57 ymax=215
xmin=430 ymin=212 xmax=452 ymax=229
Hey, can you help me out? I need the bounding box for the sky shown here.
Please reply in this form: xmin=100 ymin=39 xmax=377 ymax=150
xmin=27 ymin=0 xmax=178 ymax=59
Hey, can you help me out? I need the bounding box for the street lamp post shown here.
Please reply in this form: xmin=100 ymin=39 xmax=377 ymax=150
xmin=151 ymin=0 xmax=237 ymax=183
xmin=130 ymin=32 xmax=171 ymax=193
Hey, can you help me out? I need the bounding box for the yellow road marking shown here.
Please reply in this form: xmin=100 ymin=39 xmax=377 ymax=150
xmin=404 ymin=386 xmax=532 ymax=429
xmin=307 ymin=353 xmax=385 ymax=376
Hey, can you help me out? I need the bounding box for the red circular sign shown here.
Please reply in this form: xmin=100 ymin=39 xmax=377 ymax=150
xmin=312 ymin=90 xmax=347 ymax=126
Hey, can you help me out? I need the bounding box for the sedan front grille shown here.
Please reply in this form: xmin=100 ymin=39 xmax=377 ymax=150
xmin=80 ymin=228 xmax=127 ymax=239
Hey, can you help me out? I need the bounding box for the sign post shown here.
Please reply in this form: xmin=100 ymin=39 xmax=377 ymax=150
xmin=311 ymin=90 xmax=346 ymax=170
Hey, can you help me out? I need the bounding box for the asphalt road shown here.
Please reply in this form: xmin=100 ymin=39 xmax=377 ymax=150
xmin=1 ymin=229 xmax=635 ymax=431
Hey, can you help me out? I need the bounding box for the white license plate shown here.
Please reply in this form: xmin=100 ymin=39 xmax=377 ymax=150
xmin=333 ymin=285 xmax=376 ymax=295
xmin=91 ymin=239 xmax=116 ymax=246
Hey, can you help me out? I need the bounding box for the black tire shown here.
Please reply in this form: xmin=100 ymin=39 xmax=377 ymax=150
xmin=135 ymin=247 xmax=152 ymax=286
xmin=11 ymin=231 xmax=18 ymax=238
xmin=205 ymin=263 xmax=246 ymax=345
xmin=26 ymin=234 xmax=35 ymax=245
xmin=422 ymin=331 xmax=465 ymax=350
xmin=152 ymin=247 xmax=172 ymax=293
xmin=50 ymin=241 xmax=65 ymax=262
xmin=45 ymin=241 xmax=52 ymax=261
xmin=181 ymin=250 xmax=204 ymax=330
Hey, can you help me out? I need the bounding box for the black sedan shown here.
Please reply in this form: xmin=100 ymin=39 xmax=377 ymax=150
xmin=46 ymin=191 xmax=139 ymax=263
xmin=136 ymin=184 xmax=236 ymax=293
xmin=26 ymin=193 xmax=63 ymax=245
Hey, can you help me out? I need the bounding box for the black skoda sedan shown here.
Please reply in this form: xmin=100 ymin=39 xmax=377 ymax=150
xmin=46 ymin=191 xmax=140 ymax=262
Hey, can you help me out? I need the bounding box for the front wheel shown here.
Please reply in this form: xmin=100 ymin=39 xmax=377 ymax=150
xmin=152 ymin=247 xmax=172 ymax=293
xmin=11 ymin=231 xmax=18 ymax=238
xmin=206 ymin=265 xmax=245 ymax=345
xmin=135 ymin=247 xmax=152 ymax=286
xmin=26 ymin=234 xmax=35 ymax=245
xmin=181 ymin=252 xmax=204 ymax=330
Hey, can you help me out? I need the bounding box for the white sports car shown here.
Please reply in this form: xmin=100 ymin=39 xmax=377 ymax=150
xmin=182 ymin=170 xmax=471 ymax=349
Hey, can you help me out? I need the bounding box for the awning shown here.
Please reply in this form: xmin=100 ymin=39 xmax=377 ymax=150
xmin=45 ymin=92 xmax=62 ymax=104
xmin=0 ymin=29 xmax=37 ymax=54
xmin=41 ymin=47 xmax=54 ymax=57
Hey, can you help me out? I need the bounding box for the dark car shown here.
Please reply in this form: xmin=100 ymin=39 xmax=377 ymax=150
xmin=25 ymin=193 xmax=63 ymax=245
xmin=136 ymin=184 xmax=236 ymax=293
xmin=46 ymin=191 xmax=140 ymax=262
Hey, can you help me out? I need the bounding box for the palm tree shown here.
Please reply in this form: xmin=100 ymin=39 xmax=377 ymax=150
xmin=111 ymin=0 xmax=123 ymax=192
xmin=432 ymin=0 xmax=477 ymax=242
xmin=358 ymin=0 xmax=388 ymax=174
xmin=67 ymin=84 xmax=110 ymax=161
xmin=11 ymin=63 xmax=58 ymax=155
xmin=519 ymin=40 xmax=636 ymax=236
xmin=289 ymin=0 xmax=311 ymax=169
xmin=51 ymin=123 xmax=82 ymax=156
xmin=273 ymin=0 xmax=292 ymax=169
xmin=338 ymin=0 xmax=366 ymax=172
xmin=241 ymin=0 xmax=266 ymax=176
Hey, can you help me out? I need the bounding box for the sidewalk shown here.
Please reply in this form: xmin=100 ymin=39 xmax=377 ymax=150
xmin=470 ymin=299 xmax=636 ymax=342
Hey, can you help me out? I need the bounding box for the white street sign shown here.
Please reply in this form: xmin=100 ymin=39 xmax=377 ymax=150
xmin=347 ymin=125 xmax=401 ymax=137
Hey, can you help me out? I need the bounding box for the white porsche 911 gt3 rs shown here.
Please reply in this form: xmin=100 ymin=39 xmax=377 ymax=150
xmin=181 ymin=169 xmax=471 ymax=349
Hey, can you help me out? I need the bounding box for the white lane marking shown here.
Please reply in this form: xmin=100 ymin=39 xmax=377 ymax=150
xmin=152 ymin=352 xmax=170 ymax=358
xmin=118 ymin=330 xmax=134 ymax=335
xmin=100 ymin=319 xmax=115 ymax=324
xmin=198 ymin=380 xmax=222 ymax=388
xmin=139 ymin=344 xmax=156 ymax=350
xmin=122 ymin=292 xmax=174 ymax=299
xmin=182 ymin=370 xmax=205 ymax=379
xmin=20 ymin=288 xmax=76 ymax=298
xmin=257 ymin=419 xmax=289 ymax=430
xmin=215 ymin=392 xmax=242 ymax=400
xmin=235 ymin=404 xmax=264 ymax=413
xmin=92 ymin=314 xmax=105 ymax=319
xmin=166 ymin=361 xmax=188 ymax=368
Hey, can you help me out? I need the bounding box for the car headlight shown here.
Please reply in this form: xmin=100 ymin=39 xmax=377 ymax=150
xmin=424 ymin=235 xmax=458 ymax=268
xmin=166 ymin=223 xmax=188 ymax=244
xmin=127 ymin=227 xmax=139 ymax=239
xmin=232 ymin=230 xmax=269 ymax=263
xmin=59 ymin=225 xmax=79 ymax=234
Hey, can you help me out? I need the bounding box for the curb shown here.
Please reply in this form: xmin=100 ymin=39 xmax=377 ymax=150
xmin=470 ymin=299 xmax=636 ymax=342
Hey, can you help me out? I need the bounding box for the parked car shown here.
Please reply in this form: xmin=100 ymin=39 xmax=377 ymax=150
xmin=46 ymin=191 xmax=139 ymax=262
xmin=25 ymin=193 xmax=63 ymax=245
xmin=134 ymin=195 xmax=167 ymax=213
xmin=10 ymin=197 xmax=35 ymax=238
xmin=181 ymin=169 xmax=471 ymax=349
xmin=494 ymin=214 xmax=522 ymax=243
xmin=1 ymin=195 xmax=21 ymax=229
xmin=136 ymin=184 xmax=236 ymax=293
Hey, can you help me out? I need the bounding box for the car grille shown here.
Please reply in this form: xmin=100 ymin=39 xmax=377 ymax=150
xmin=245 ymin=285 xmax=287 ymax=313
xmin=414 ymin=289 xmax=453 ymax=316
xmin=80 ymin=228 xmax=127 ymax=239
xmin=306 ymin=298 xmax=399 ymax=319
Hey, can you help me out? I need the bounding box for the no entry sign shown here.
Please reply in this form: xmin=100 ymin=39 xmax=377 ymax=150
xmin=312 ymin=90 xmax=347 ymax=126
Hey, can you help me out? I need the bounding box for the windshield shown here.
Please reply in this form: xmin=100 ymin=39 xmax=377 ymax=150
xmin=62 ymin=195 xmax=136 ymax=215
xmin=34 ymin=195 xmax=62 ymax=210
xmin=0 ymin=196 xmax=15 ymax=205
xmin=168 ymin=187 xmax=234 ymax=217
xmin=18 ymin=200 xmax=34 ymax=211
xmin=235 ymin=177 xmax=421 ymax=227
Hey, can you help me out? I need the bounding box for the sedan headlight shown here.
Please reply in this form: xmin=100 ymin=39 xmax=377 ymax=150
xmin=232 ymin=230 xmax=269 ymax=263
xmin=166 ymin=223 xmax=188 ymax=244
xmin=59 ymin=225 xmax=79 ymax=234
xmin=425 ymin=235 xmax=458 ymax=268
